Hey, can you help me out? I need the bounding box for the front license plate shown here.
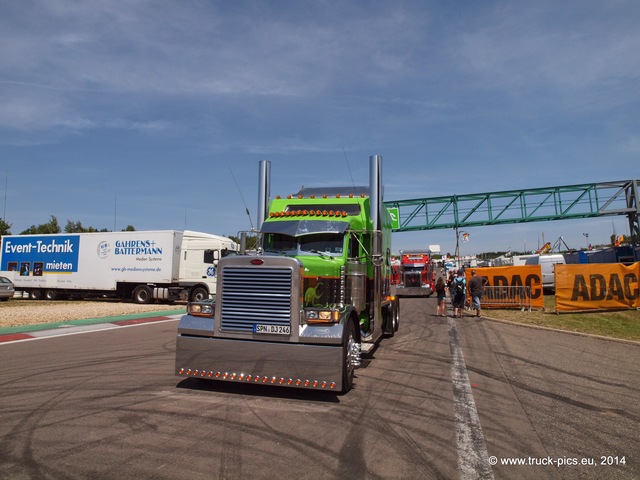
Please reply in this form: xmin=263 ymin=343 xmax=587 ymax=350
xmin=254 ymin=324 xmax=291 ymax=335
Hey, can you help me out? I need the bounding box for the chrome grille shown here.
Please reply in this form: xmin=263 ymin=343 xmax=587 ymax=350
xmin=220 ymin=267 xmax=293 ymax=332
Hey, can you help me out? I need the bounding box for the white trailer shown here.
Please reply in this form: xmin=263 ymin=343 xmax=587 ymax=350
xmin=0 ymin=230 xmax=237 ymax=303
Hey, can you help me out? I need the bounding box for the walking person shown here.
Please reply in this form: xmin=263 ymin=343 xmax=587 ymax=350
xmin=467 ymin=269 xmax=487 ymax=318
xmin=452 ymin=270 xmax=466 ymax=318
xmin=446 ymin=271 xmax=455 ymax=308
xmin=435 ymin=277 xmax=446 ymax=317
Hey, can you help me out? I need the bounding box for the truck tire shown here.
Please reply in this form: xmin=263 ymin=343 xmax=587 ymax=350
xmin=132 ymin=285 xmax=153 ymax=304
xmin=341 ymin=320 xmax=357 ymax=393
xmin=45 ymin=289 xmax=58 ymax=300
xmin=190 ymin=287 xmax=209 ymax=302
xmin=393 ymin=297 xmax=400 ymax=332
xmin=382 ymin=304 xmax=392 ymax=337
xmin=29 ymin=289 xmax=43 ymax=300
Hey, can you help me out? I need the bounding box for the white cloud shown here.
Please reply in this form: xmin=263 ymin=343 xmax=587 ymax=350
xmin=453 ymin=2 xmax=640 ymax=100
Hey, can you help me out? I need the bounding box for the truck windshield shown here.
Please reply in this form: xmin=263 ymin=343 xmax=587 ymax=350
xmin=264 ymin=233 xmax=344 ymax=256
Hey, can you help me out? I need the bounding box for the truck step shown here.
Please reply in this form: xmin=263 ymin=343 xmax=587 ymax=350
xmin=361 ymin=342 xmax=375 ymax=354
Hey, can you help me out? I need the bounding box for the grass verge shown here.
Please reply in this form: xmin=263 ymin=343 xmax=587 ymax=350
xmin=484 ymin=295 xmax=640 ymax=342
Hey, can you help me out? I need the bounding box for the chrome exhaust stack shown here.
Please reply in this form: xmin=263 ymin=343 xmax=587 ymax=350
xmin=369 ymin=155 xmax=383 ymax=256
xmin=257 ymin=160 xmax=271 ymax=232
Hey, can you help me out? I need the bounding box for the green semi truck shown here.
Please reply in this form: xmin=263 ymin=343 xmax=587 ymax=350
xmin=175 ymin=155 xmax=399 ymax=393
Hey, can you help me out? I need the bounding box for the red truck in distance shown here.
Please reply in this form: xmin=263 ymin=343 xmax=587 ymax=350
xmin=394 ymin=250 xmax=435 ymax=297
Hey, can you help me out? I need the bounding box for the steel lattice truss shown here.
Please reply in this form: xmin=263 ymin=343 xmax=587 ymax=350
xmin=384 ymin=180 xmax=640 ymax=235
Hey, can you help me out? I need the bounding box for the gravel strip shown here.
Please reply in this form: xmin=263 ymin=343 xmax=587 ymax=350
xmin=0 ymin=298 xmax=186 ymax=328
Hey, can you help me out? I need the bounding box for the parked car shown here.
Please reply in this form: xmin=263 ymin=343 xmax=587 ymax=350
xmin=0 ymin=276 xmax=15 ymax=301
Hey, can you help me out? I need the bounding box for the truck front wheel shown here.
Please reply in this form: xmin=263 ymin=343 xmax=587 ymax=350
xmin=341 ymin=320 xmax=357 ymax=393
xmin=132 ymin=285 xmax=153 ymax=304
xmin=382 ymin=303 xmax=395 ymax=337
xmin=190 ymin=287 xmax=209 ymax=302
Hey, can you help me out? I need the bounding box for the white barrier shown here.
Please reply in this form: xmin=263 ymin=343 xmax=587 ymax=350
xmin=480 ymin=286 xmax=532 ymax=312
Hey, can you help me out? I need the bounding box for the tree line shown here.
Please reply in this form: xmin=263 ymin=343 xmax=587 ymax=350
xmin=0 ymin=216 xmax=256 ymax=249
xmin=0 ymin=216 xmax=135 ymax=236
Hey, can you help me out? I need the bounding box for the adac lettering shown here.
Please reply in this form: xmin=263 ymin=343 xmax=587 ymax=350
xmin=487 ymin=274 xmax=542 ymax=299
xmin=571 ymin=273 xmax=639 ymax=302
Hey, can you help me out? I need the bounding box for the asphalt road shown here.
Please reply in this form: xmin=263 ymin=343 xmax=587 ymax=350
xmin=0 ymin=298 xmax=638 ymax=479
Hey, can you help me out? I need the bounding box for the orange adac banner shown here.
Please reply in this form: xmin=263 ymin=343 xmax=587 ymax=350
xmin=555 ymin=263 xmax=640 ymax=311
xmin=465 ymin=266 xmax=544 ymax=309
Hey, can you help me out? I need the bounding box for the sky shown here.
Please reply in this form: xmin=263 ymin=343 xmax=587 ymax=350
xmin=1 ymin=0 xmax=638 ymax=256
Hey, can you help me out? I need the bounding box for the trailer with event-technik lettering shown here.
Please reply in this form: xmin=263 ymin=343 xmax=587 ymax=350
xmin=0 ymin=230 xmax=237 ymax=303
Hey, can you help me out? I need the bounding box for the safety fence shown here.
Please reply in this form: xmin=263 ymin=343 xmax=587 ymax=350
xmin=479 ymin=286 xmax=532 ymax=312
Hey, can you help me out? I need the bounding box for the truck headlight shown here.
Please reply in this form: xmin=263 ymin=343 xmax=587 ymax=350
xmin=305 ymin=309 xmax=339 ymax=323
xmin=188 ymin=302 xmax=215 ymax=317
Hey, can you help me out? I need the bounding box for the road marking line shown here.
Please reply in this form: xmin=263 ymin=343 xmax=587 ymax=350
xmin=448 ymin=316 xmax=494 ymax=480
xmin=0 ymin=316 xmax=181 ymax=345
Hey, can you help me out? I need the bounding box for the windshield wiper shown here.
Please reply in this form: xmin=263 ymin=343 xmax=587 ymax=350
xmin=308 ymin=249 xmax=336 ymax=260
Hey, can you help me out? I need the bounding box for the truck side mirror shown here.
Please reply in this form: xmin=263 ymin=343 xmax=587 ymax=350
xmin=204 ymin=249 xmax=220 ymax=264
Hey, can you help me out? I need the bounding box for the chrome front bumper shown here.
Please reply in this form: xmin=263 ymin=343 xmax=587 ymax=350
xmin=175 ymin=334 xmax=344 ymax=391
